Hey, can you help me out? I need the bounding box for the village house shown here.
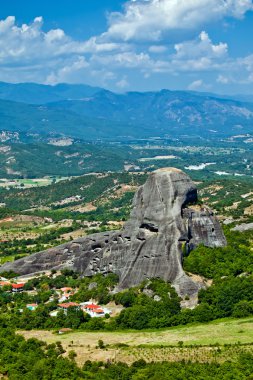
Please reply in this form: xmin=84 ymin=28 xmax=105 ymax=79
xmin=58 ymin=287 xmax=75 ymax=303
xmin=60 ymin=287 xmax=73 ymax=293
xmin=58 ymin=328 xmax=72 ymax=334
xmin=0 ymin=281 xmax=11 ymax=288
xmin=49 ymin=310 xmax=59 ymax=317
xmin=26 ymin=304 xmax=38 ymax=311
xmin=58 ymin=302 xmax=80 ymax=314
xmin=59 ymin=293 xmax=71 ymax=303
xmin=12 ymin=283 xmax=25 ymax=293
xmin=82 ymin=303 xmax=111 ymax=318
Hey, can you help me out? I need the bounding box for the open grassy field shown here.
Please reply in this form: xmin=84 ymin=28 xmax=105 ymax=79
xmin=0 ymin=176 xmax=67 ymax=188
xmin=20 ymin=317 xmax=253 ymax=366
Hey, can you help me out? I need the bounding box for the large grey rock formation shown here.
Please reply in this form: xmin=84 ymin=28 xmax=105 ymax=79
xmin=0 ymin=168 xmax=226 ymax=296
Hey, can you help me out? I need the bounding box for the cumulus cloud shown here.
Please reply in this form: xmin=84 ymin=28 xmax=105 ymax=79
xmin=0 ymin=16 xmax=128 ymax=85
xmin=87 ymin=32 xmax=229 ymax=78
xmin=91 ymin=51 xmax=153 ymax=69
xmin=175 ymin=31 xmax=228 ymax=58
xmin=0 ymin=16 xmax=123 ymax=66
xmin=0 ymin=9 xmax=253 ymax=92
xmin=105 ymin=0 xmax=253 ymax=41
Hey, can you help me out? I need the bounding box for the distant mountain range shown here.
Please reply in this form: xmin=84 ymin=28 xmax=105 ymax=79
xmin=0 ymin=82 xmax=253 ymax=140
xmin=0 ymin=82 xmax=101 ymax=104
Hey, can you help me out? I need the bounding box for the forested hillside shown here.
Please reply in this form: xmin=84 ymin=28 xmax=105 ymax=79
xmin=1 ymin=82 xmax=253 ymax=139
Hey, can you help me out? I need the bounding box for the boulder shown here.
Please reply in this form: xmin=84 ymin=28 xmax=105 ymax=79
xmin=88 ymin=282 xmax=98 ymax=290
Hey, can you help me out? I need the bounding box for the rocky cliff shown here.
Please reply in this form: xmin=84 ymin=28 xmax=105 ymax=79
xmin=0 ymin=168 xmax=226 ymax=296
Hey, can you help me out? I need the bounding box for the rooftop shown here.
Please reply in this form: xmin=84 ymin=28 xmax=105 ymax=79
xmin=84 ymin=303 xmax=101 ymax=310
xmin=12 ymin=283 xmax=25 ymax=289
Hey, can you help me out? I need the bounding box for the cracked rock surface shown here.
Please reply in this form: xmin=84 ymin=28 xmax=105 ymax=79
xmin=1 ymin=168 xmax=226 ymax=296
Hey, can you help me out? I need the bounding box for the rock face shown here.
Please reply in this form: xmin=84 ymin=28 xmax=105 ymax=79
xmin=0 ymin=168 xmax=226 ymax=296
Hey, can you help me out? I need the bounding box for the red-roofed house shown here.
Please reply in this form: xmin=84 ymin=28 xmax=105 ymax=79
xmin=94 ymin=308 xmax=105 ymax=316
xmin=84 ymin=303 xmax=101 ymax=311
xmin=0 ymin=281 xmax=11 ymax=287
xmin=82 ymin=303 xmax=107 ymax=317
xmin=60 ymin=287 xmax=73 ymax=293
xmin=12 ymin=283 xmax=25 ymax=293
xmin=58 ymin=302 xmax=80 ymax=314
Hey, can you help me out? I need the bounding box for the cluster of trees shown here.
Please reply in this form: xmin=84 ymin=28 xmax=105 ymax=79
xmin=109 ymin=275 xmax=253 ymax=330
xmin=82 ymin=355 xmax=253 ymax=380
xmin=184 ymin=227 xmax=253 ymax=278
xmin=0 ymin=327 xmax=83 ymax=379
xmin=114 ymin=279 xmax=181 ymax=330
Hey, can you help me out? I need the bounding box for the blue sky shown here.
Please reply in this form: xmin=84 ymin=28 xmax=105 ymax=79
xmin=0 ymin=0 xmax=253 ymax=94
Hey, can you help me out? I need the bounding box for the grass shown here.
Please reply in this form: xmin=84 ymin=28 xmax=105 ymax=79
xmin=0 ymin=177 xmax=68 ymax=188
xmin=20 ymin=317 xmax=253 ymax=366
xmin=0 ymin=255 xmax=14 ymax=264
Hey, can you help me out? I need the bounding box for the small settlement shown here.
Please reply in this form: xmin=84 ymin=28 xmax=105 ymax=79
xmin=0 ymin=276 xmax=111 ymax=318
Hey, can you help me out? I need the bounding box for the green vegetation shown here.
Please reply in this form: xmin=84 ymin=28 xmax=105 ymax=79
xmin=0 ymin=268 xmax=253 ymax=332
xmin=0 ymin=172 xmax=146 ymax=212
xmin=184 ymin=227 xmax=253 ymax=278
xmin=0 ymin=173 xmax=146 ymax=262
xmin=0 ymin=326 xmax=253 ymax=379
xmin=198 ymin=176 xmax=253 ymax=219
xmin=0 ymin=132 xmax=252 ymax=179
xmin=0 ymin=141 xmax=135 ymax=178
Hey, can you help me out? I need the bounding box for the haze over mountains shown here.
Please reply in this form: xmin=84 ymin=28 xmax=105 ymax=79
xmin=0 ymin=82 xmax=253 ymax=140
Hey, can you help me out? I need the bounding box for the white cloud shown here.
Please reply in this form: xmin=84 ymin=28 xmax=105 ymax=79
xmin=217 ymin=74 xmax=229 ymax=84
xmin=147 ymin=32 xmax=229 ymax=74
xmin=0 ymin=16 xmax=123 ymax=66
xmin=116 ymin=77 xmax=129 ymax=89
xmin=0 ymin=16 xmax=128 ymax=85
xmin=188 ymin=79 xmax=204 ymax=90
xmin=88 ymin=32 xmax=228 ymax=76
xmin=46 ymin=56 xmax=89 ymax=84
xmin=0 ymin=12 xmax=253 ymax=92
xmin=105 ymin=0 xmax=253 ymax=41
xmin=174 ymin=31 xmax=228 ymax=60
xmin=92 ymin=51 xmax=152 ymax=69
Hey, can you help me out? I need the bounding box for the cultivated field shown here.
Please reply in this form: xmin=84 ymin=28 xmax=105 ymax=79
xmin=20 ymin=317 xmax=253 ymax=366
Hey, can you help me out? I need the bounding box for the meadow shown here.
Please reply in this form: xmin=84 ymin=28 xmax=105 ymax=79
xmin=20 ymin=317 xmax=253 ymax=366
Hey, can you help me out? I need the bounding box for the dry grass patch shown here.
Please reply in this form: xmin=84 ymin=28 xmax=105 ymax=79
xmin=20 ymin=317 xmax=253 ymax=366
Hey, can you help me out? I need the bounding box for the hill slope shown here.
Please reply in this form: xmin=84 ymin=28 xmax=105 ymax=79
xmin=0 ymin=82 xmax=101 ymax=104
xmin=49 ymin=89 xmax=253 ymax=136
xmin=0 ymin=83 xmax=253 ymax=139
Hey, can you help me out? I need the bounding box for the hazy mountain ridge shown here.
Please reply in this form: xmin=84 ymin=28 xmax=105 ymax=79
xmin=0 ymin=82 xmax=101 ymax=104
xmin=50 ymin=90 xmax=253 ymax=132
xmin=0 ymin=82 xmax=253 ymax=139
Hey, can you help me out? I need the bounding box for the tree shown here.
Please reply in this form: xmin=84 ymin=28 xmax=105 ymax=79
xmin=68 ymin=350 xmax=77 ymax=361
xmin=97 ymin=339 xmax=105 ymax=349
